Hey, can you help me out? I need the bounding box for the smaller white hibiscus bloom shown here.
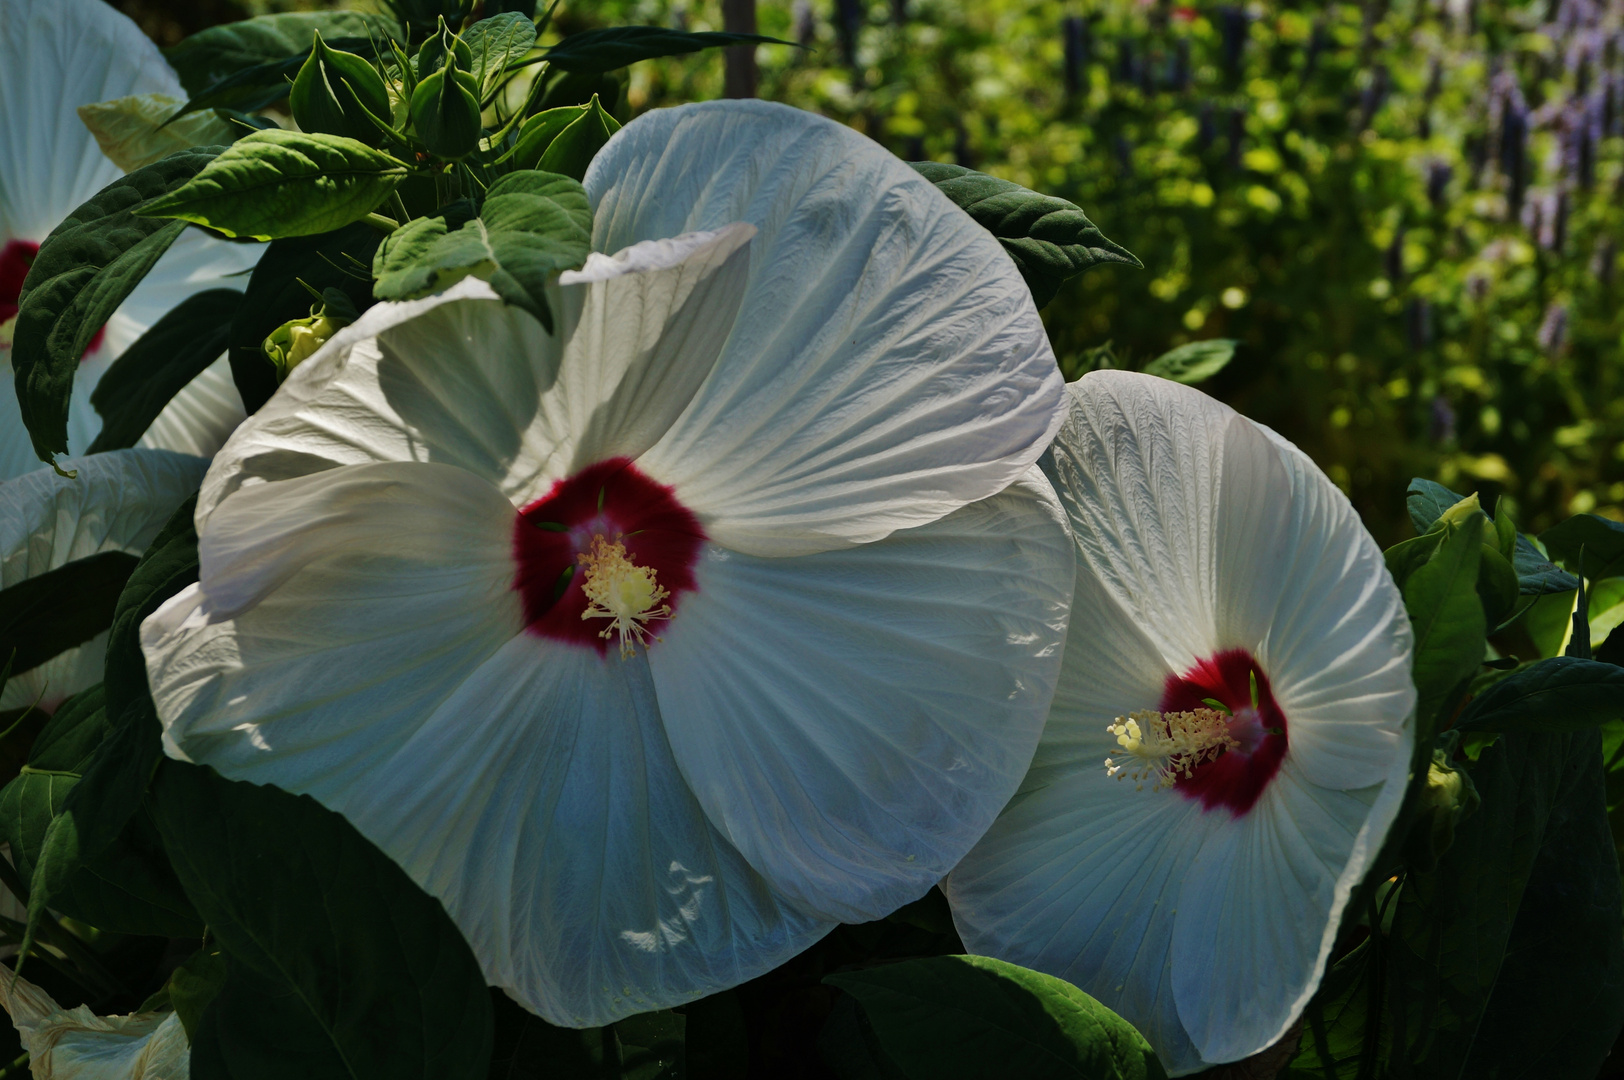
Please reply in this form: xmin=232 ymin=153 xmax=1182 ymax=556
xmin=0 ymin=971 xmax=188 ymax=1080
xmin=141 ymin=101 xmax=1076 ymax=1027
xmin=943 ymin=371 xmax=1416 ymax=1076
xmin=1 ymin=450 xmax=208 ymax=714
xmin=0 ymin=0 xmax=264 ymax=480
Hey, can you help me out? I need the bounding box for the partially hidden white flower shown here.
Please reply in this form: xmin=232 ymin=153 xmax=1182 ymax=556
xmin=943 ymin=371 xmax=1416 ymax=1075
xmin=140 ymin=100 xmax=1077 ymax=1026
xmin=0 ymin=971 xmax=188 ymax=1079
xmin=0 ymin=0 xmax=264 ymax=481
xmin=1 ymin=450 xmax=209 ymax=713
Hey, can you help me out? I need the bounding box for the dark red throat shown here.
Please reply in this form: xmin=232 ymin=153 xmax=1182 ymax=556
xmin=2 ymin=239 xmax=105 ymax=358
xmin=1161 ymin=648 xmax=1288 ymax=816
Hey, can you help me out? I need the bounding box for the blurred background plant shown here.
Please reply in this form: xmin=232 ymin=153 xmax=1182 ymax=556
xmin=111 ymin=0 xmax=1624 ymax=545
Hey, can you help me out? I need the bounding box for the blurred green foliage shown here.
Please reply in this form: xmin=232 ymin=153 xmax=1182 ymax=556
xmin=583 ymin=0 xmax=1624 ymax=545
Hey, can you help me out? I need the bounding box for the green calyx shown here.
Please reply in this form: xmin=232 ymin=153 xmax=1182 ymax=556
xmin=290 ymin=31 xmax=392 ymax=148
xmin=410 ymin=52 xmax=482 ymax=160
xmin=263 ymin=295 xmax=355 ymax=381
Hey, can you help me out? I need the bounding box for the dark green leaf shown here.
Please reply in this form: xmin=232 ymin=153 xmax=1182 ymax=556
xmin=1542 ymin=513 xmax=1624 ymax=580
xmin=1384 ymin=531 xmax=1442 ymax=592
xmin=1406 ymin=477 xmax=1465 ymax=534
xmin=542 ymin=27 xmax=795 ymax=74
xmin=87 ymin=288 xmax=242 ymax=453
xmin=1403 ymin=513 xmax=1486 ymax=733
xmin=372 ymin=170 xmax=591 ymax=332
xmin=290 ymin=32 xmax=394 ymax=147
xmin=1139 ymin=339 xmax=1237 ymax=384
xmin=411 ymin=55 xmax=483 ymax=159
xmin=508 ymin=105 xmax=590 ymax=171
xmin=0 ymin=552 xmax=139 ymax=675
xmin=1512 ymin=534 xmax=1579 ymax=595
xmin=154 ymin=762 xmax=493 ymax=1080
xmin=164 ymin=13 xmax=396 ymax=96
xmin=25 ymin=685 xmax=111 ymax=776
xmin=229 ymin=223 xmax=381 ymax=413
xmin=824 ymin=955 xmax=1167 ymax=1079
xmin=167 ymin=947 xmax=227 ymax=1040
xmin=537 ymin=95 xmax=622 ymax=182
xmin=488 ymin=992 xmax=690 ymax=1080
xmin=11 ymin=147 xmax=220 ymax=465
xmin=820 ymin=992 xmax=910 ymax=1080
xmin=465 ymin=11 xmax=538 ymax=99
xmin=1456 ymin=656 xmax=1624 ymax=733
xmin=136 ymin=130 xmax=409 ymax=241
xmin=909 ymin=162 xmax=1140 ymax=308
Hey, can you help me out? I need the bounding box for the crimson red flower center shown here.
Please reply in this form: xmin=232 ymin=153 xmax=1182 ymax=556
xmin=1 ymin=239 xmax=105 ymax=358
xmin=1161 ymin=648 xmax=1288 ymax=816
xmin=512 ymin=458 xmax=705 ymax=656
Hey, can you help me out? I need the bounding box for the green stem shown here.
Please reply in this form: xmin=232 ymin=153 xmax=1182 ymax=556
xmin=363 ymin=212 xmax=401 ymax=234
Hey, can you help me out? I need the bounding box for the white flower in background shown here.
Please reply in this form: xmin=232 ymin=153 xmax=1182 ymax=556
xmin=0 ymin=0 xmax=264 ymax=481
xmin=0 ymin=971 xmax=188 ymax=1079
xmin=140 ymin=101 xmax=1075 ymax=1027
xmin=0 ymin=450 xmax=208 ymax=714
xmin=943 ymin=371 xmax=1416 ymax=1076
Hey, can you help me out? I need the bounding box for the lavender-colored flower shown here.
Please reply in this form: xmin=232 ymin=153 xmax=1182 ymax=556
xmin=1431 ymin=395 xmax=1457 ymax=444
xmin=1538 ymin=301 xmax=1570 ymax=355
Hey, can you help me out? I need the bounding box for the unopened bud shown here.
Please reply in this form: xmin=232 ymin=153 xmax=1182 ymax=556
xmin=264 ymin=294 xmax=356 ymax=381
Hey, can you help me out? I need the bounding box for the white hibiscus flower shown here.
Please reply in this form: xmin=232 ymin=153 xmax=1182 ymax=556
xmin=140 ymin=101 xmax=1077 ymax=1026
xmin=0 ymin=971 xmax=189 ymax=1079
xmin=0 ymin=0 xmax=264 ymax=481
xmin=1 ymin=449 xmax=208 ymax=714
xmin=943 ymin=371 xmax=1416 ymax=1076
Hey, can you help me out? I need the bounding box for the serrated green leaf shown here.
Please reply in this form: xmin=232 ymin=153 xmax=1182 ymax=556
xmin=542 ymin=27 xmax=795 ymax=73
xmin=154 ymin=762 xmax=493 ymax=1080
xmin=136 ymin=130 xmax=408 ymax=241
xmin=11 ymin=146 xmax=219 ymax=465
xmin=824 ymin=955 xmax=1167 ymax=1080
xmin=537 ymin=95 xmax=622 ymax=182
xmin=0 ymin=552 xmax=139 ymax=675
xmin=909 ymin=162 xmax=1140 ymax=308
xmin=87 ymin=288 xmax=242 ymax=453
xmin=372 ymin=170 xmax=591 ymax=332
xmin=1455 ymin=656 xmax=1624 ymax=732
xmin=1542 ymin=513 xmax=1624 ymax=581
xmin=465 ymin=11 xmax=538 ymax=99
xmin=1140 ymin=339 xmax=1237 ymax=384
xmin=229 ymin=223 xmax=381 ymax=413
xmin=163 ymin=12 xmax=397 ymax=96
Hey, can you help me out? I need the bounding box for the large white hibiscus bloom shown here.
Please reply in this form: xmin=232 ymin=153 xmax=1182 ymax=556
xmin=1 ymin=449 xmax=208 ymax=713
xmin=943 ymin=372 xmax=1416 ymax=1076
xmin=0 ymin=0 xmax=264 ymax=480
xmin=141 ymin=101 xmax=1076 ymax=1025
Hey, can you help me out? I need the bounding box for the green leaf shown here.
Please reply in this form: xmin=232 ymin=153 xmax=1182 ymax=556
xmin=1403 ymin=513 xmax=1486 ymax=733
xmin=1140 ymin=339 xmax=1237 ymax=384
xmin=228 ymin=223 xmax=382 ymax=413
xmin=153 ymin=762 xmax=493 ymax=1080
xmin=465 ymin=11 xmax=538 ymax=99
xmin=372 ymin=170 xmax=591 ymax=332
xmin=542 ymin=27 xmax=796 ymax=74
xmin=167 ymin=947 xmax=227 ymax=1040
xmin=290 ymin=32 xmax=394 ymax=147
xmin=537 ymin=95 xmax=622 ymax=182
xmin=0 ymin=686 xmax=104 ymax=882
xmin=11 ymin=147 xmax=220 ymax=465
xmin=1542 ymin=513 xmax=1624 ymax=581
xmin=0 ymin=552 xmax=139 ymax=675
xmin=1456 ymin=656 xmax=1624 ymax=732
xmin=909 ymin=163 xmax=1140 ymax=308
xmin=1406 ymin=477 xmax=1465 ymax=534
xmin=135 ymin=130 xmax=409 ymax=241
xmin=508 ymin=105 xmax=591 ymax=171
xmin=87 ymin=288 xmax=242 ymax=453
xmin=410 ymin=55 xmax=483 ymax=159
xmin=1513 ymin=534 xmax=1579 ymax=595
xmin=164 ymin=12 xmax=396 ymax=96
xmin=824 ymin=955 xmax=1167 ymax=1080
xmin=76 ymin=93 xmax=239 ymax=173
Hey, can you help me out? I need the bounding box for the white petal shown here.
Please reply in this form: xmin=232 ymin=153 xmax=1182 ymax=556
xmin=137 ymin=355 xmax=247 ymax=460
xmin=0 ymin=448 xmax=208 ymax=710
xmin=145 ymin=462 xmax=523 ymax=785
xmin=1170 ymin=762 xmax=1403 ymax=1064
xmin=648 ymin=471 xmax=1074 ymax=923
xmin=338 ymin=637 xmax=834 ymax=1026
xmin=0 ymin=972 xmax=189 ymax=1080
xmin=587 ymin=101 xmax=1064 ymax=556
xmin=196 ymin=227 xmax=754 ymax=525
xmin=0 ymin=0 xmax=178 ymax=242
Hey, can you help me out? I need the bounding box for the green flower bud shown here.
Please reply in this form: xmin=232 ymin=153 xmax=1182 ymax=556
xmin=1402 ymin=749 xmax=1481 ymax=872
xmin=290 ymin=31 xmax=392 ymax=147
xmin=536 ymin=94 xmax=622 ymax=182
xmin=263 ymin=298 xmax=353 ymax=382
xmin=410 ymin=53 xmax=482 ymax=160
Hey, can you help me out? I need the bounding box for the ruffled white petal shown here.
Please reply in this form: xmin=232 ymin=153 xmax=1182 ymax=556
xmin=0 ymin=0 xmax=176 ymax=242
xmin=0 ymin=971 xmax=189 ymax=1079
xmin=586 ymin=100 xmax=1065 ymax=557
xmin=648 ymin=471 xmax=1074 ymax=923
xmin=145 ymin=462 xmax=522 ymax=784
xmin=195 ymin=227 xmax=754 ymax=525
xmin=338 ymin=636 xmax=834 ymax=1026
xmin=137 ymin=356 xmax=247 ymax=461
xmin=0 ymin=449 xmax=208 ymax=710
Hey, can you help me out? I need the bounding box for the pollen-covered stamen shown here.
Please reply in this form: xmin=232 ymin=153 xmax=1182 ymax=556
xmin=578 ymin=534 xmax=672 ymax=659
xmin=1103 ymin=708 xmax=1239 ymax=792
